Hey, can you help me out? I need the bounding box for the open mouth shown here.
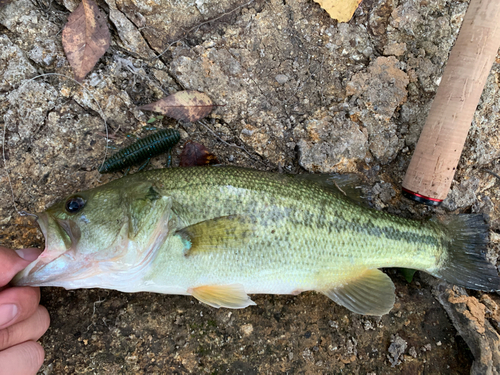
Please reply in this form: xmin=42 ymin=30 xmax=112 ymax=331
xmin=12 ymin=212 xmax=128 ymax=289
xmin=12 ymin=213 xmax=74 ymax=286
xmin=12 ymin=205 xmax=166 ymax=290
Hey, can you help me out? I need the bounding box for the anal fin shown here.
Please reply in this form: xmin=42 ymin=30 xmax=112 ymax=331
xmin=322 ymin=269 xmax=395 ymax=316
xmin=189 ymin=284 xmax=256 ymax=309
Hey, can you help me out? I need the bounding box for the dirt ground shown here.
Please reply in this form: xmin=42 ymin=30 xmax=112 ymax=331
xmin=1 ymin=0 xmax=500 ymax=373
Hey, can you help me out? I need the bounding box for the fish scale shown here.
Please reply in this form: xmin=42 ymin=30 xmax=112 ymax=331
xmin=129 ymin=168 xmax=441 ymax=289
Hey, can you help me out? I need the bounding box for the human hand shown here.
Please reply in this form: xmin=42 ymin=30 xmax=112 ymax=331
xmin=0 ymin=247 xmax=50 ymax=375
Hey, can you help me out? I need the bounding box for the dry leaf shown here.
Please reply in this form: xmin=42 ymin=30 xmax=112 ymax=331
xmin=138 ymin=90 xmax=214 ymax=123
xmin=62 ymin=0 xmax=111 ymax=82
xmin=314 ymin=0 xmax=362 ymax=22
xmin=179 ymin=141 xmax=219 ymax=167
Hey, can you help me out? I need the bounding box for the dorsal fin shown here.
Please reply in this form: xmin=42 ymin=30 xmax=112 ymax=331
xmin=321 ymin=269 xmax=395 ymax=316
xmin=292 ymin=173 xmax=371 ymax=207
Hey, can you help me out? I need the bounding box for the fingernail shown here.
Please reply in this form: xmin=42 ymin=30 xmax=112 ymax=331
xmin=0 ymin=304 xmax=18 ymax=327
xmin=15 ymin=248 xmax=41 ymax=262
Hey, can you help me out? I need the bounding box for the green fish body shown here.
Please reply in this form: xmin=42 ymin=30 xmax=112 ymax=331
xmin=13 ymin=167 xmax=500 ymax=315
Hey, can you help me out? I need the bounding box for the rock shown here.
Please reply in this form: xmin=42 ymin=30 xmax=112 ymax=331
xmin=102 ymin=0 xmax=248 ymax=53
xmin=432 ymin=281 xmax=500 ymax=375
xmin=390 ymin=2 xmax=421 ymax=32
xmin=346 ymin=56 xmax=409 ymax=121
xmin=4 ymin=81 xmax=58 ymax=146
xmin=240 ymin=323 xmax=253 ymax=336
xmin=0 ymin=0 xmax=66 ymax=70
xmin=107 ymin=0 xmax=158 ymax=59
xmin=383 ymin=42 xmax=407 ymax=56
xmin=400 ymin=101 xmax=432 ymax=148
xmin=294 ymin=112 xmax=368 ymax=173
xmin=346 ymin=56 xmax=409 ymax=163
xmin=464 ymin=71 xmax=500 ymax=166
xmin=387 ymin=334 xmax=407 ymax=367
xmin=0 ymin=35 xmax=36 ymax=91
xmin=275 ymin=74 xmax=289 ymax=84
xmin=441 ymin=177 xmax=480 ymax=211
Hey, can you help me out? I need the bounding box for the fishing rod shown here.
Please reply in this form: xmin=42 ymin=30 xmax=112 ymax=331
xmin=402 ymin=0 xmax=500 ymax=206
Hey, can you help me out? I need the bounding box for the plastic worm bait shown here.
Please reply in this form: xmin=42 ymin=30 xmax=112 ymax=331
xmin=99 ymin=128 xmax=181 ymax=173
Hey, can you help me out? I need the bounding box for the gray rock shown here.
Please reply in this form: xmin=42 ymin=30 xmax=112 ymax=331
xmin=294 ymin=114 xmax=368 ymax=173
xmin=441 ymin=177 xmax=480 ymax=212
xmin=4 ymin=81 xmax=58 ymax=146
xmin=388 ymin=334 xmax=407 ymax=367
xmin=275 ymin=74 xmax=289 ymax=84
xmin=0 ymin=35 xmax=36 ymax=91
xmin=346 ymin=56 xmax=409 ymax=163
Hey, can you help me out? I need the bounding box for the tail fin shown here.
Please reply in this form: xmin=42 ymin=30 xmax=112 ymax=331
xmin=432 ymin=214 xmax=500 ymax=292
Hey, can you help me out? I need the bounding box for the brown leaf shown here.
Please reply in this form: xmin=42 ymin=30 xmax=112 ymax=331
xmin=179 ymin=141 xmax=219 ymax=167
xmin=138 ymin=90 xmax=214 ymax=123
xmin=62 ymin=0 xmax=111 ymax=82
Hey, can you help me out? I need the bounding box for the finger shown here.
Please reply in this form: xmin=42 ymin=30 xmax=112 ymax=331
xmin=0 ymin=341 xmax=45 ymax=375
xmin=0 ymin=306 xmax=50 ymax=351
xmin=0 ymin=287 xmax=40 ymax=330
xmin=0 ymin=247 xmax=42 ymax=286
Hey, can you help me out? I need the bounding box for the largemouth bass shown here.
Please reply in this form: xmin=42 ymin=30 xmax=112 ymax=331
xmin=13 ymin=167 xmax=500 ymax=315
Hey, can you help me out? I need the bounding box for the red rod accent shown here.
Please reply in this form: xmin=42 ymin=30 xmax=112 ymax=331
xmin=401 ymin=188 xmax=443 ymax=203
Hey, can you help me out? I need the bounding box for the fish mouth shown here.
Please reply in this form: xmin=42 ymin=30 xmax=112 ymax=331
xmin=37 ymin=212 xmax=49 ymax=245
xmin=13 ymin=199 xmax=169 ymax=290
xmin=12 ymin=213 xmax=80 ymax=287
xmin=12 ymin=212 xmax=136 ymax=289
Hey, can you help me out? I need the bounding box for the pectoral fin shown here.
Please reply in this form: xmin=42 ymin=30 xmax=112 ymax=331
xmin=189 ymin=284 xmax=256 ymax=308
xmin=322 ymin=269 xmax=395 ymax=316
xmin=176 ymin=215 xmax=254 ymax=256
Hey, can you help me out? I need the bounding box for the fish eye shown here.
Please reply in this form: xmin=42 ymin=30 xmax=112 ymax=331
xmin=65 ymin=196 xmax=86 ymax=214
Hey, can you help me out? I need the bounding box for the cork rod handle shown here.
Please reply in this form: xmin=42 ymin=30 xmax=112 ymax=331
xmin=402 ymin=0 xmax=500 ymax=206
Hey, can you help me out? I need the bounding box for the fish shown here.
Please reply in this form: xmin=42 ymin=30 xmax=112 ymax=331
xmin=13 ymin=167 xmax=500 ymax=316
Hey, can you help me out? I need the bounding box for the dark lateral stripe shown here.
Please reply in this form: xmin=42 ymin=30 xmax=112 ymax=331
xmin=284 ymin=209 xmax=440 ymax=248
xmin=349 ymin=217 xmax=439 ymax=247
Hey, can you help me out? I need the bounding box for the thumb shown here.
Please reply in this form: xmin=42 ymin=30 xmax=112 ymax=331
xmin=0 ymin=247 xmax=42 ymax=286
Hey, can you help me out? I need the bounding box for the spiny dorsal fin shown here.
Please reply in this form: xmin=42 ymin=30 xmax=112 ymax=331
xmin=322 ymin=269 xmax=395 ymax=316
xmin=176 ymin=215 xmax=254 ymax=256
xmin=291 ymin=173 xmax=371 ymax=207
xmin=189 ymin=284 xmax=256 ymax=308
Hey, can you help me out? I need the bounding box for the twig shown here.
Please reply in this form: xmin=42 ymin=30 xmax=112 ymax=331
xmin=197 ymin=119 xmax=264 ymax=164
xmin=2 ymin=123 xmax=22 ymax=216
xmin=333 ymin=180 xmax=347 ymax=196
xmin=28 ymin=73 xmax=110 ymax=169
xmin=92 ymin=298 xmax=106 ymax=317
xmin=114 ymin=55 xmax=169 ymax=95
xmin=2 ymin=73 xmax=109 ymax=217
xmin=484 ymin=169 xmax=500 ymax=182
xmin=155 ymin=0 xmax=255 ymax=59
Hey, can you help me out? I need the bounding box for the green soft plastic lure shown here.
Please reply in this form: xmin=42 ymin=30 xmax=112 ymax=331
xmin=99 ymin=128 xmax=180 ymax=173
